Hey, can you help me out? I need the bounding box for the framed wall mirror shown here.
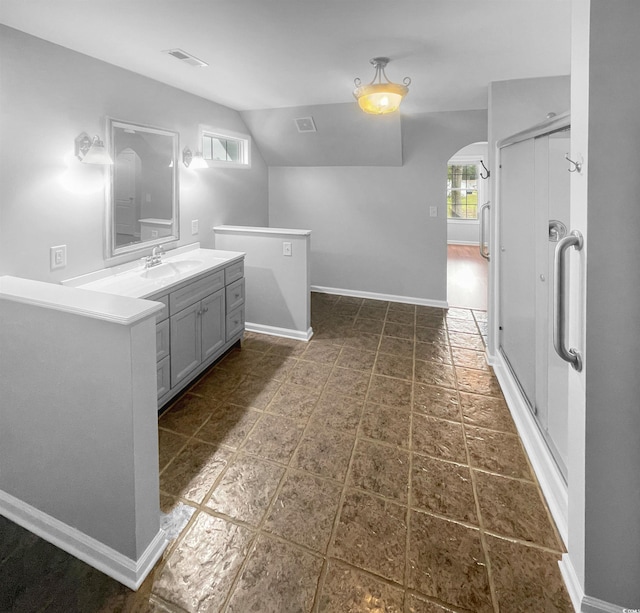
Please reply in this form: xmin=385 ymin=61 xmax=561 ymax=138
xmin=107 ymin=118 xmax=179 ymax=258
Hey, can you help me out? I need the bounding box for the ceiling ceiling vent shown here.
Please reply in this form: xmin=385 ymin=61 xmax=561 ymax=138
xmin=294 ymin=117 xmax=316 ymax=133
xmin=163 ymin=48 xmax=208 ymax=68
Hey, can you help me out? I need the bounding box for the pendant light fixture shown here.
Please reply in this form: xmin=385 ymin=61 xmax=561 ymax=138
xmin=353 ymin=57 xmax=411 ymax=115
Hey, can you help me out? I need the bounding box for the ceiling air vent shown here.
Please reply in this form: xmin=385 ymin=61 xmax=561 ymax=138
xmin=163 ymin=48 xmax=208 ymax=68
xmin=294 ymin=117 xmax=316 ymax=133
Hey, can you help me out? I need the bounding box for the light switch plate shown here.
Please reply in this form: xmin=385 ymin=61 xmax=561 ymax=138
xmin=50 ymin=245 xmax=67 ymax=270
xmin=191 ymin=219 xmax=199 ymax=235
xmin=429 ymin=206 xmax=438 ymax=217
xmin=283 ymin=242 xmax=292 ymax=256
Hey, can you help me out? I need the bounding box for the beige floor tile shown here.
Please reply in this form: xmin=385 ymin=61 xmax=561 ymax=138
xmin=266 ymin=382 xmax=321 ymax=420
xmin=158 ymin=393 xmax=217 ymax=437
xmin=455 ymin=367 xmax=502 ymax=397
xmin=226 ymin=534 xmax=323 ymax=613
xmin=486 ymin=535 xmax=573 ymax=612
xmin=206 ymin=454 xmax=284 ymax=526
xmin=333 ymin=490 xmax=407 ymax=584
xmin=153 ymin=513 xmax=254 ymax=612
xmin=264 ymin=470 xmax=342 ymax=553
xmin=414 ymin=341 xmax=452 ymax=365
xmin=336 ymin=346 xmax=377 ymax=371
xmin=459 ymin=391 xmax=517 ymax=433
xmin=367 ymin=375 xmax=412 ymax=409
xmin=317 ymin=560 xmax=405 ymax=613
xmin=291 ymin=423 xmax=356 ymax=482
xmin=159 ymin=440 xmax=232 ymax=503
xmin=360 ymin=402 xmax=411 ymax=448
xmin=413 ymin=384 xmax=461 ymax=421
xmin=474 ymin=471 xmax=562 ymax=550
xmin=158 ymin=429 xmax=189 ymax=472
xmin=374 ymin=353 xmax=414 ymax=380
xmin=349 ymin=439 xmax=410 ymax=502
xmin=242 ymin=413 xmax=306 ymax=464
xmin=326 ymin=366 xmax=372 ymax=399
xmin=192 ymin=402 xmax=261 ymax=449
xmin=411 ymin=454 xmax=477 ymax=524
xmin=465 ymin=425 xmax=533 ymax=480
xmin=378 ymin=335 xmax=415 ymax=358
xmin=309 ymin=391 xmax=364 ymax=432
xmin=412 ymin=414 xmax=467 ymax=463
xmin=408 ymin=511 xmax=492 ymax=612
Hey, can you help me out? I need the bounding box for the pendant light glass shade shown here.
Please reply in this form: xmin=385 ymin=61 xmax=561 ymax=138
xmin=353 ymin=57 xmax=410 ymax=115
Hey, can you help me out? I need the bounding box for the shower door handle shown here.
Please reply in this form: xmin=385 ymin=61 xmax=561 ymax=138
xmin=553 ymin=230 xmax=583 ymax=371
xmin=479 ymin=202 xmax=490 ymax=261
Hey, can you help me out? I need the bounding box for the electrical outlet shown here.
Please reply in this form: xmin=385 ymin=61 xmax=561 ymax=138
xmin=430 ymin=206 xmax=438 ymax=217
xmin=151 ymin=230 xmax=159 ymax=239
xmin=283 ymin=242 xmax=292 ymax=256
xmin=191 ymin=219 xmax=199 ymax=235
xmin=50 ymin=245 xmax=67 ymax=270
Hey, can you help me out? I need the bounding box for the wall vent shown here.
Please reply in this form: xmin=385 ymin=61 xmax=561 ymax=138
xmin=163 ymin=49 xmax=208 ymax=68
xmin=294 ymin=117 xmax=317 ymax=133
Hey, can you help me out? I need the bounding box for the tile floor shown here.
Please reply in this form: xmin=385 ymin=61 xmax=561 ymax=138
xmin=0 ymin=293 xmax=574 ymax=612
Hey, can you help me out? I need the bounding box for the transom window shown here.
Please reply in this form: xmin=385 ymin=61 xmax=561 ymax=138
xmin=201 ymin=130 xmax=250 ymax=167
xmin=447 ymin=163 xmax=478 ymax=220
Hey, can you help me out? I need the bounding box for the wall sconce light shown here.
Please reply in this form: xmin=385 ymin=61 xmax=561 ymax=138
xmin=183 ymin=147 xmax=208 ymax=169
xmin=353 ymin=57 xmax=411 ymax=115
xmin=75 ymin=133 xmax=113 ymax=164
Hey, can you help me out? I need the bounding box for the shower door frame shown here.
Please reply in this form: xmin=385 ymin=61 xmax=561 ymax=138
xmin=486 ymin=111 xmax=572 ymax=546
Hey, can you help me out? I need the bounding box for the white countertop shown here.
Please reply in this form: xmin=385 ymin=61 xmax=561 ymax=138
xmin=214 ymin=225 xmax=311 ymax=237
xmin=0 ymin=275 xmax=164 ymax=326
xmin=63 ymin=244 xmax=245 ymax=299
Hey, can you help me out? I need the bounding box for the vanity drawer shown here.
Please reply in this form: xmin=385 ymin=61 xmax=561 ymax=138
xmin=156 ymin=319 xmax=170 ymax=362
xmin=157 ymin=356 xmax=170 ymax=399
xmin=226 ymin=305 xmax=245 ymax=341
xmin=224 ymin=261 xmax=244 ymax=285
xmin=154 ymin=295 xmax=169 ymax=323
xmin=226 ymin=278 xmax=245 ymax=313
xmin=170 ymin=271 xmax=224 ymax=314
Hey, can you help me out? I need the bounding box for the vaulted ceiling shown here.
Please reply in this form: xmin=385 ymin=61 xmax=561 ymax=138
xmin=0 ymin=1 xmax=571 ymax=114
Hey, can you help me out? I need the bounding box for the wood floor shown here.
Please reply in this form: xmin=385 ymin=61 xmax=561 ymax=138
xmin=447 ymin=244 xmax=488 ymax=311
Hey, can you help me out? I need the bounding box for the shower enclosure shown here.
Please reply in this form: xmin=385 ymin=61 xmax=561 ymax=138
xmin=495 ymin=112 xmax=583 ymax=537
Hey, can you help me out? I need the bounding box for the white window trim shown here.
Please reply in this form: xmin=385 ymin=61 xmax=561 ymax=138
xmin=447 ymin=157 xmax=484 ymax=223
xmin=199 ymin=125 xmax=251 ymax=169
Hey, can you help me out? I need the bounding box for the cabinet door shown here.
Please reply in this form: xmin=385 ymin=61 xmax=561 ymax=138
xmin=156 ymin=318 xmax=170 ymax=362
xmin=201 ymin=289 xmax=225 ymax=362
xmin=170 ymin=302 xmax=201 ymax=388
xmin=157 ymin=356 xmax=171 ymax=398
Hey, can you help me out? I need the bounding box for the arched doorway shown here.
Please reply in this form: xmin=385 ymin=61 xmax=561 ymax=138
xmin=446 ymin=142 xmax=489 ymax=310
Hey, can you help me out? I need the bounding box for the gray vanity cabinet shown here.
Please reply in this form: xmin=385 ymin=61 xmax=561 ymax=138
xmin=170 ymin=289 xmax=225 ymax=387
xmin=153 ymin=258 xmax=245 ymax=408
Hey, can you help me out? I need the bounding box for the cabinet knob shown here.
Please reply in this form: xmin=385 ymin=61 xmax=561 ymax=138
xmin=203 ymin=307 xmax=209 ymax=312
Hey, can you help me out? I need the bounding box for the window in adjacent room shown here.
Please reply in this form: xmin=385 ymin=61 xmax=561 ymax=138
xmin=201 ymin=129 xmax=250 ymax=167
xmin=447 ymin=163 xmax=479 ymax=220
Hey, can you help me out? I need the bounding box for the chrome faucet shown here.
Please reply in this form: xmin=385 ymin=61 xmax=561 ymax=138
xmin=145 ymin=245 xmax=164 ymax=268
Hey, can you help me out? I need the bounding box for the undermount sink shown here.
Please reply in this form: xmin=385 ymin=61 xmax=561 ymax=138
xmin=140 ymin=260 xmax=202 ymax=279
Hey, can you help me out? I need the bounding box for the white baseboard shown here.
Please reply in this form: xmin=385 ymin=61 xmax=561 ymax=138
xmin=311 ymin=285 xmax=448 ymax=309
xmin=490 ymin=351 xmax=569 ymax=546
xmin=447 ymin=240 xmax=480 ymax=246
xmin=245 ymin=322 xmax=313 ymax=341
xmin=559 ymin=554 xmax=583 ymax=612
xmin=0 ymin=489 xmax=168 ymax=590
xmin=561 ymin=558 xmax=633 ymax=613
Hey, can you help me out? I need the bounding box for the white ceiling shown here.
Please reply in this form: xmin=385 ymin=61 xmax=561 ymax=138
xmin=0 ymin=0 xmax=571 ymax=114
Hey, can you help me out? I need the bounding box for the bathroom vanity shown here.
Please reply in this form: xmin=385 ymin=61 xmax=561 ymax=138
xmin=64 ymin=245 xmax=246 ymax=409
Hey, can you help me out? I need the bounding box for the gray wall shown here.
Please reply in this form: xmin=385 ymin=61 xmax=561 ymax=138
xmin=581 ymin=0 xmax=640 ymax=605
xmin=241 ymin=103 xmax=402 ymax=167
xmin=0 ymin=26 xmax=269 ymax=282
xmin=269 ymin=110 xmax=487 ymax=302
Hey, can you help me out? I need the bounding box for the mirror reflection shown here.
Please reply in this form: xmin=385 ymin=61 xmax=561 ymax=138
xmin=108 ymin=119 xmax=179 ymax=257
